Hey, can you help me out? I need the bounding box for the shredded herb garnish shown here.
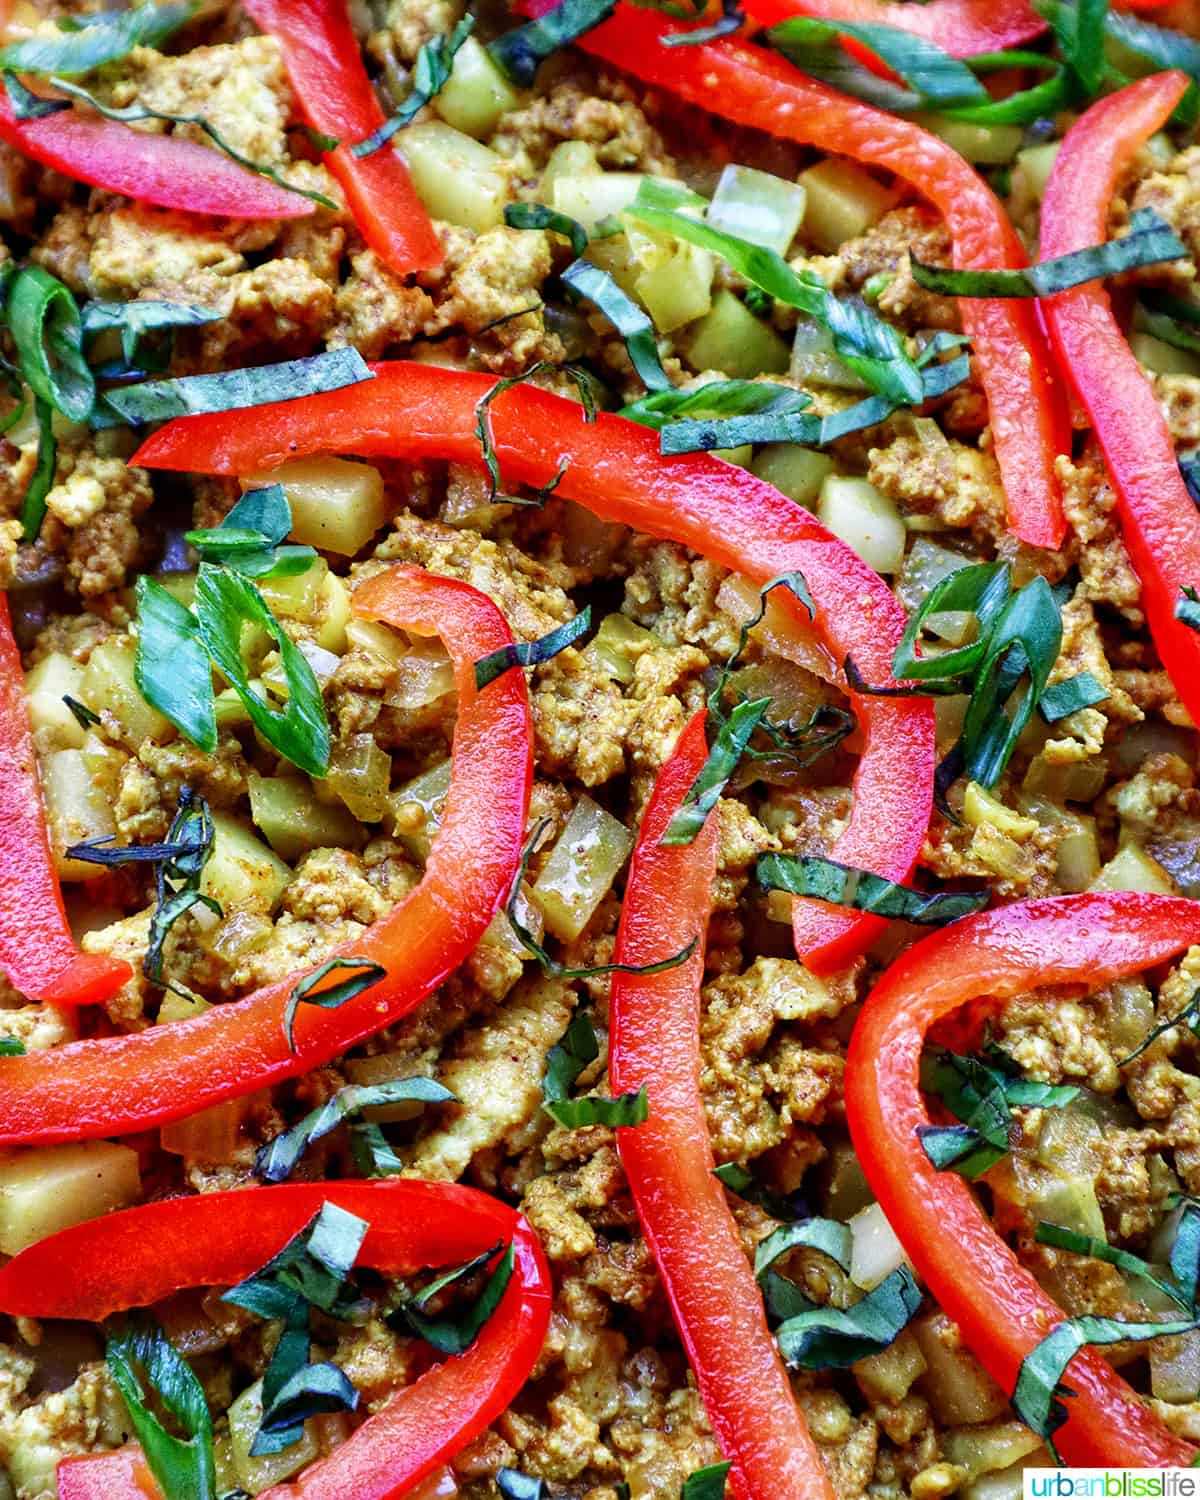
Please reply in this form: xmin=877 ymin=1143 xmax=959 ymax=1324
xmin=352 ymin=17 xmax=474 ymax=156
xmin=185 ymin=485 xmax=316 ymax=580
xmin=660 ymin=696 xmax=771 ymax=846
xmin=1039 ymin=671 xmax=1109 ymax=723
xmin=543 ymin=1011 xmax=601 ymax=1106
xmin=774 ymin=1264 xmax=923 ymax=1368
xmin=0 ymin=1038 xmax=24 ymax=1057
xmin=1177 ymin=585 xmax=1200 ymax=633
xmin=257 ymin=1077 xmax=454 ymax=1182
xmin=1034 ymin=1220 xmax=1197 ymax=1309
xmin=757 ymin=853 xmax=988 ymax=926
xmin=283 ymin=957 xmax=387 ymax=1053
xmin=561 ymin=259 xmax=673 ymax=393
xmin=664 ymin=0 xmax=743 ymax=44
xmin=544 ymin=1085 xmax=650 ymax=1129
xmin=497 ymin=1473 xmax=548 ymax=1500
xmin=81 ymin=299 xmax=221 ymax=369
xmin=1117 ymin=985 xmax=1200 ymax=1065
xmin=505 ymin=202 xmax=589 ymax=258
xmin=390 ymin=1242 xmax=515 ymax=1354
xmin=681 ymin=1462 xmax=733 ymax=1499
xmin=475 ymin=608 xmax=593 ymax=691
xmin=0 ymin=2 xmax=196 ymax=75
xmin=473 ymin=359 xmax=597 ymax=498
xmin=769 ymin=15 xmax=988 ymax=108
xmin=489 ymin=0 xmax=616 ymax=84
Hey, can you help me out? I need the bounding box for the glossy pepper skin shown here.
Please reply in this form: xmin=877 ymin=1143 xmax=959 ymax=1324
xmin=743 ymin=0 xmax=1048 ymax=57
xmin=523 ymin=0 xmax=1071 ymax=550
xmin=609 ymin=711 xmax=834 ymax=1500
xmin=845 ymin=893 xmax=1200 ymax=1469
xmin=133 ymin=360 xmax=936 ymax=976
xmin=242 ymin=0 xmax=443 ymax=275
xmin=0 ymin=82 xmax=313 ymax=219
xmin=0 ymin=1181 xmax=551 ymax=1500
xmin=0 ymin=593 xmax=131 ymax=1007
xmin=1040 ymin=72 xmax=1200 ymax=730
xmin=0 ymin=568 xmax=531 ymax=1145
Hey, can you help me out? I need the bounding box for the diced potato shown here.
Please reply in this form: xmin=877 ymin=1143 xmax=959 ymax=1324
xmin=942 ymin=1422 xmax=1045 ymax=1482
xmin=1054 ymin=815 xmax=1100 ymax=893
xmin=200 ymin=811 xmax=292 ymax=912
xmin=256 ymin=557 xmax=329 ymax=622
xmin=1013 ymin=141 xmax=1061 ymax=202
xmin=913 ymin=114 xmax=1023 ymax=165
xmin=684 ymin=289 xmax=790 ymax=379
xmin=24 ymin=651 xmax=87 ymax=749
xmin=750 ymin=444 xmax=835 ymax=506
xmin=243 ymin=458 xmax=387 ymax=558
xmin=1132 ymin=330 xmax=1200 ymax=378
xmin=327 ymin=733 xmax=392 ymax=822
xmin=228 ymin=1379 xmax=320 ymax=1494
xmin=387 ymin=759 xmax=451 ymax=862
xmin=853 ymin=1327 xmax=927 ymax=1404
xmin=157 ymin=990 xmax=210 ymax=1025
xmin=848 ymin=1200 xmax=911 ymax=1290
xmin=81 ymin=637 xmax=172 ymax=746
xmin=630 ymin=230 xmax=714 ymax=333
xmin=708 ymin=164 xmax=807 ymax=255
xmin=248 ymin=775 xmax=365 ymax=862
xmin=433 ymin=34 xmax=519 ymax=138
xmin=913 ymin=1310 xmax=1009 ymax=1424
xmin=161 ymin=1097 xmax=248 ymax=1164
xmin=0 ymin=1141 xmax=140 ymax=1253
xmin=540 ymin=140 xmax=600 ymax=198
xmin=552 ymin=171 xmax=645 ymax=232
xmin=533 ymin=796 xmax=634 ymax=942
xmin=817 ymin=475 xmax=906 ymax=574
xmin=402 ymin=121 xmax=509 ymax=231
xmin=41 ymin=747 xmax=118 ymax=880
xmin=1090 ymin=843 xmax=1177 ymax=895
xmin=798 ymin=158 xmax=899 ymax=251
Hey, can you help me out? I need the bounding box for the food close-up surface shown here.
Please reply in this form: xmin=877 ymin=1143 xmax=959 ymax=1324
xmin=12 ymin=0 xmax=1200 ymax=1496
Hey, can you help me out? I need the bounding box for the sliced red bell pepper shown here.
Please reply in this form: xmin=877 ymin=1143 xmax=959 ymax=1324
xmin=521 ymin=1 xmax=1070 ymax=549
xmin=0 ymin=567 xmax=531 ymax=1145
xmin=610 ymin=710 xmax=834 ymax=1500
xmin=242 ymin=0 xmax=443 ymax=275
xmin=1039 ymin=73 xmax=1200 ymax=730
xmin=0 ymin=84 xmax=313 ymax=219
xmin=742 ymin=0 xmax=1048 ymax=58
xmin=0 ymin=593 xmax=131 ymax=1007
xmin=132 ymin=360 xmax=936 ymax=976
xmin=844 ymin=892 xmax=1200 ymax=1469
xmin=0 ymin=1181 xmax=551 ymax=1500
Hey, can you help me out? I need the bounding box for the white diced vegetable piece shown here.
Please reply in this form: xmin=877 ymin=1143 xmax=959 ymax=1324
xmin=24 ymin=651 xmax=87 ymax=749
xmin=533 ymin=796 xmax=634 ymax=942
xmin=817 ymin=475 xmax=906 ymax=574
xmin=243 ymin=458 xmax=387 ymax=557
xmin=434 ymin=35 xmax=519 ymax=139
xmin=0 ymin=1141 xmax=141 ymax=1253
xmin=402 ymin=122 xmax=509 ymax=231
xmin=848 ymin=1200 xmax=911 ymax=1290
xmin=708 ymin=164 xmax=807 ymax=255
xmin=552 ymin=171 xmax=645 ymax=232
xmin=41 ymin=746 xmax=118 ymax=880
xmin=199 ymin=811 xmax=292 ymax=912
xmin=229 ymin=1379 xmax=320 ymax=1493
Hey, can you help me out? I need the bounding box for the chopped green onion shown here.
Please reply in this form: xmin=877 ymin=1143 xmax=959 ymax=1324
xmin=475 ymin=607 xmax=592 ymax=690
xmin=0 ymin=2 xmax=196 ymax=75
xmin=912 ymin=206 xmax=1185 ymax=297
xmin=283 ymin=958 xmax=386 ymax=1052
xmin=101 ymin=348 xmax=371 ymax=426
xmin=769 ymin=16 xmax=988 ymax=107
xmin=256 ymin=1078 xmax=454 ymax=1182
xmin=756 ymin=853 xmax=988 ymax=925
xmin=621 ymin=379 xmax=811 ymax=431
xmin=489 ymin=0 xmax=616 ymax=84
xmin=106 ymin=1317 xmax=216 ymax=1500
xmin=6 ymin=265 xmax=93 ymax=423
xmin=351 ymin=17 xmax=474 ymax=156
xmin=561 ymin=258 xmax=673 ymax=393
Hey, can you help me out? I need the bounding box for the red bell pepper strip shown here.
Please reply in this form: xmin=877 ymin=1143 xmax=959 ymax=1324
xmin=0 ymin=85 xmax=313 ymax=219
xmin=742 ymin=0 xmax=1048 ymax=58
xmin=844 ymin=893 xmax=1200 ymax=1469
xmin=1040 ymin=73 xmax=1200 ymax=730
xmin=610 ymin=711 xmax=834 ymax=1500
xmin=0 ymin=1181 xmax=552 ymax=1500
xmin=242 ymin=0 xmax=443 ymax=275
xmin=0 ymin=567 xmax=531 ymax=1145
xmin=132 ymin=360 xmax=936 ymax=975
xmin=0 ymin=593 xmax=131 ymax=1007
xmin=521 ymin=1 xmax=1071 ymax=549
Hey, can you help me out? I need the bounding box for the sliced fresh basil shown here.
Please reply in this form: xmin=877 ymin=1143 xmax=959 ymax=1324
xmin=475 ymin=607 xmax=592 ymax=691
xmin=1174 ymin=1204 xmax=1200 ymax=1307
xmin=195 ymin=565 xmax=330 ymax=776
xmin=283 ymin=958 xmax=386 ymax=1053
xmin=1 ymin=74 xmax=70 ymax=119
xmin=348 ymin=1121 xmax=405 ymax=1178
xmin=393 ymin=1242 xmax=514 ymax=1355
xmin=776 ymin=1265 xmax=922 ymax=1367
xmin=757 ymin=853 xmax=988 ymax=925
xmin=561 ymin=258 xmax=672 ymax=393
xmin=912 ymin=207 xmax=1185 ymax=298
xmin=256 ymin=1078 xmax=454 ymax=1183
xmin=660 ymin=696 xmax=771 ymax=846
xmin=19 ymin=397 xmax=56 ymax=542
xmin=621 ymin=379 xmax=811 ymax=431
xmin=102 ymin=349 xmax=370 ymax=426
xmin=223 ymin=1202 xmax=368 ymax=1325
xmin=134 ymin=577 xmax=217 ymax=753
xmin=1177 ymin=586 xmax=1200 ymax=633
xmin=46 ymin=77 xmax=335 ymax=210
xmin=1103 ymin=6 xmax=1200 ymax=123
xmin=251 ymin=1361 xmax=358 ymax=1454
xmin=474 ymin=359 xmax=597 ymax=498
xmin=769 ymin=15 xmax=988 ymax=107
xmin=0 ymin=1038 xmax=24 ymax=1057
xmin=1014 ymin=1313 xmax=1199 ymax=1457
xmin=352 ymin=17 xmax=474 ymax=156
xmin=506 ymin=819 xmax=698 ymax=981
xmin=1038 ymin=671 xmax=1108 ymax=722
xmin=489 ymin=0 xmax=616 ymax=84
xmin=66 ymin=791 xmax=214 ymax=873
xmin=1034 ymin=1221 xmax=1189 ymax=1308
xmin=625 ymin=178 xmax=922 ymax=406
xmin=7 ymin=265 xmax=93 ymax=423
xmin=140 ymin=789 xmax=220 ymax=991
xmin=543 ymin=1012 xmax=600 ymax=1106
xmin=1117 ymin=984 xmax=1200 ymax=1065
xmin=755 ymin=1217 xmax=853 ymax=1280
xmin=185 ymin=485 xmax=316 ymax=580
xmin=919 ymin=1050 xmax=1078 ymax=1177
xmin=0 ymin=2 xmax=195 ymax=75
xmin=81 ymin=299 xmax=221 ymax=367
xmin=146 ymin=890 xmax=220 ymax=986
xmin=62 ymin=694 xmax=101 ymax=730
xmin=543 ymin=1085 xmax=649 ymax=1129
xmin=497 ymin=1473 xmax=547 ymax=1500
xmin=505 ymin=202 xmax=588 ymax=258
xmin=106 ymin=1317 xmax=216 ymax=1500
xmin=894 ymin=561 xmax=1012 ymax=682
xmin=681 ymin=1462 xmax=732 ymax=1500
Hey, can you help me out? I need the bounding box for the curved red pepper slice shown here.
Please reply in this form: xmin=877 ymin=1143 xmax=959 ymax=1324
xmin=1040 ymin=72 xmax=1200 ymax=729
xmin=610 ymin=710 xmax=834 ymax=1500
xmin=132 ymin=360 xmax=935 ymax=975
xmin=845 ymin=892 xmax=1200 ymax=1468
xmin=243 ymin=0 xmax=443 ymax=275
xmin=521 ymin=1 xmax=1070 ymax=549
xmin=0 ymin=593 xmax=131 ymax=1007
xmin=0 ymin=567 xmax=531 ymax=1146
xmin=0 ymin=1181 xmax=552 ymax=1500
xmin=743 ymin=0 xmax=1047 ymax=58
xmin=0 ymin=85 xmax=313 ymax=219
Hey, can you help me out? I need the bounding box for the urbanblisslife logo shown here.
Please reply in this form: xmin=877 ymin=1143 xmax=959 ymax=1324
xmin=1025 ymin=1472 xmax=1200 ymax=1498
